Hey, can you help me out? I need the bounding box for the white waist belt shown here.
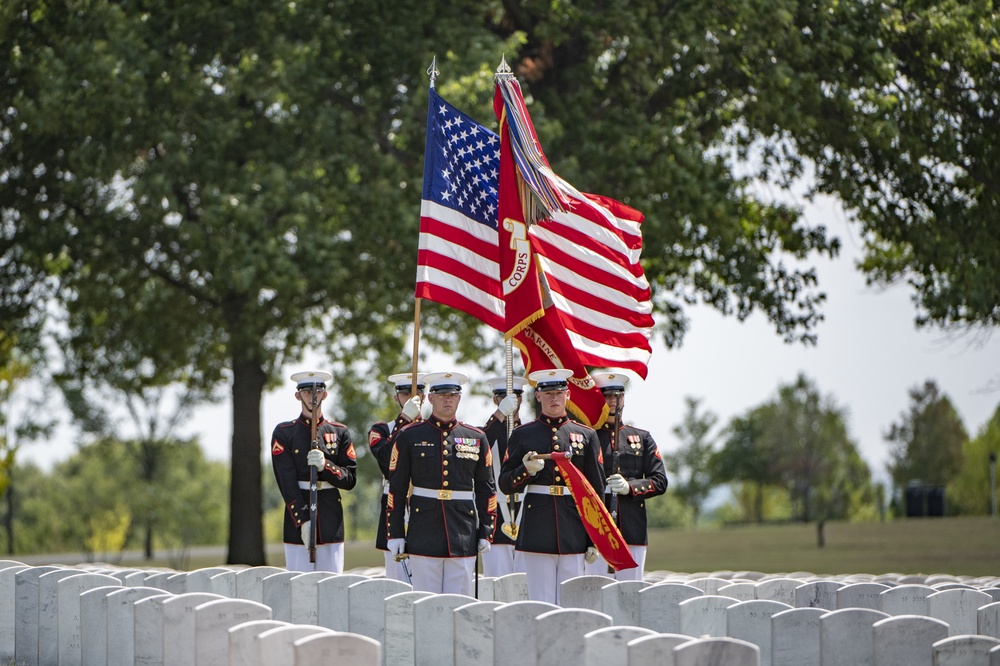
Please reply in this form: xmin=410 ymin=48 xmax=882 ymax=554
xmin=411 ymin=486 xmax=475 ymax=501
xmin=298 ymin=480 xmax=335 ymax=491
xmin=525 ymin=485 xmax=571 ymax=497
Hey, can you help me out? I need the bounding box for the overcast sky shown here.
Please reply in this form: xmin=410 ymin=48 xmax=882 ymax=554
xmin=18 ymin=195 xmax=1000 ymax=491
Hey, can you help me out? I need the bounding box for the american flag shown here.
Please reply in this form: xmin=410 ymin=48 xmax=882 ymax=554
xmin=415 ymin=89 xmax=504 ymax=331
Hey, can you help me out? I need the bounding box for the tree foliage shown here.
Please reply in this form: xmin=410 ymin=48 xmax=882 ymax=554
xmin=670 ymin=396 xmax=718 ymax=525
xmin=3 ymin=0 xmax=996 ymax=562
xmin=885 ymin=380 xmax=968 ymax=487
xmin=948 ymin=405 xmax=1000 ymax=515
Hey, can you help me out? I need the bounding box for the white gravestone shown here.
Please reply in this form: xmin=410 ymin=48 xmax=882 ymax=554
xmin=454 ymin=600 xmax=502 ymax=666
xmin=76 ymin=585 xmax=123 ymax=666
xmin=293 ymin=631 xmax=382 ymax=665
xmin=260 ymin=570 xmax=298 ymax=622
xmin=583 ymin=625 xmax=656 ymax=666
xmin=37 ymin=568 xmax=82 ymax=666
xmin=492 ymin=572 xmax=528 ymax=604
xmin=412 ymin=593 xmax=476 ymax=666
xmin=755 ymin=578 xmax=801 ymax=606
xmin=106 ymin=586 xmax=167 ymax=666
xmin=210 ymin=571 xmax=237 ymax=597
xmin=142 ymin=572 xmax=175 ymax=592
xmin=794 ymin=581 xmax=842 ymax=610
xmin=931 ymin=634 xmax=1000 ymax=666
xmin=476 ymin=576 xmax=495 ymax=602
xmin=929 ymin=589 xmax=993 ymax=636
xmin=872 ymin=614 xmax=948 ymax=666
xmin=679 ymin=594 xmax=737 ymax=638
xmin=638 ymin=583 xmax=703 ymax=633
xmin=719 ymin=582 xmax=757 ymax=602
xmin=560 ymin=575 xmax=614 ymax=612
xmin=193 ymin=597 xmax=271 ymax=666
xmin=123 ymin=571 xmax=151 ymax=587
xmin=535 ymin=608 xmax=612 ymax=665
xmin=687 ymin=577 xmax=730 ymax=595
xmin=600 ymin=580 xmax=648 ymax=625
xmin=254 ymin=624 xmax=335 ymax=664
xmin=160 ymin=592 xmax=225 ymax=666
xmin=989 ymin=643 xmax=1000 ymax=666
xmin=725 ymin=599 xmax=791 ymax=666
xmin=226 ymin=620 xmax=288 ymax=666
xmin=673 ymin=636 xmax=761 ymax=666
xmin=184 ymin=568 xmax=233 ymax=594
xmin=133 ymin=594 xmax=175 ymax=666
xmin=56 ymin=573 xmax=125 ymax=666
xmin=348 ymin=578 xmax=411 ymax=645
xmin=771 ymin=607 xmax=824 ymax=666
xmin=317 ymin=573 xmax=370 ymax=631
xmin=980 ymin=601 xmax=1000 ymax=639
xmin=880 ymin=584 xmax=934 ymax=616
xmin=492 ymin=601 xmax=560 ymax=666
xmin=0 ymin=565 xmax=29 ymax=662
xmin=819 ymin=607 xmax=889 ymax=666
xmin=383 ymin=591 xmax=433 ymax=666
xmin=836 ymin=582 xmax=890 ymax=610
xmin=164 ymin=572 xmax=190 ymax=594
xmin=233 ymin=566 xmax=286 ymax=603
xmin=626 ymin=633 xmax=693 ymax=665
xmin=289 ymin=571 xmax=337 ymax=624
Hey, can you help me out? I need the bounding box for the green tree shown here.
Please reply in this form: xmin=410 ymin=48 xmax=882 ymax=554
xmin=670 ymin=396 xmax=718 ymax=525
xmin=946 ymin=405 xmax=1000 ymax=515
xmin=711 ymin=408 xmax=781 ymax=523
xmin=886 ymin=380 xmax=968 ymax=488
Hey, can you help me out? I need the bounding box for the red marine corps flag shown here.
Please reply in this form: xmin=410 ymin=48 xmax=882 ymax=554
xmin=551 ymin=451 xmax=637 ymax=570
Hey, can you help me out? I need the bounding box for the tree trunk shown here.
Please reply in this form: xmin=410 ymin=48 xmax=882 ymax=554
xmin=816 ymin=518 xmax=826 ymax=548
xmin=226 ymin=353 xmax=268 ymax=565
xmin=5 ymin=483 xmax=13 ymax=555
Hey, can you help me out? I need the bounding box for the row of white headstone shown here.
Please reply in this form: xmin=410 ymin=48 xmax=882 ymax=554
xmin=3 ymin=559 xmax=1000 ymax=666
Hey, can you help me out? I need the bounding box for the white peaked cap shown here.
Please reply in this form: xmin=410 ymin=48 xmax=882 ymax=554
xmin=424 ymin=371 xmax=469 ymax=394
xmin=528 ymin=368 xmax=574 ymax=391
xmin=387 ymin=372 xmax=426 ymax=390
xmin=485 ymin=376 xmax=529 ymax=394
xmin=592 ymin=370 xmax=630 ymax=392
xmin=291 ymin=370 xmax=332 ymax=389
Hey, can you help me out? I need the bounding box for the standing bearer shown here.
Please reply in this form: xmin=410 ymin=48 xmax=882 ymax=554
xmin=480 ymin=375 xmax=529 ymax=577
xmin=270 ymin=370 xmax=358 ymax=572
xmin=585 ymin=370 xmax=668 ymax=580
xmin=386 ymin=371 xmax=496 ymax=595
xmin=368 ymin=372 xmax=425 ymax=580
xmin=499 ymin=368 xmax=605 ymax=604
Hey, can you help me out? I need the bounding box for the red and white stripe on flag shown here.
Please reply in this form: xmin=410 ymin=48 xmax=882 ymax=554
xmin=530 ymin=190 xmax=654 ymax=378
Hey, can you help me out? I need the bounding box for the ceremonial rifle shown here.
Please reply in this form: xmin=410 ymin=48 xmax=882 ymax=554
xmin=308 ymin=390 xmax=319 ymax=565
xmin=608 ymin=391 xmax=624 ymax=525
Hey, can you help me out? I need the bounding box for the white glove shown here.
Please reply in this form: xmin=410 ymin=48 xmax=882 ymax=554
xmin=498 ymin=394 xmax=518 ymax=417
xmin=478 ymin=539 xmax=491 ymax=554
xmin=307 ymin=449 xmax=326 ymax=470
xmin=420 ymin=400 xmax=433 ymax=419
xmin=300 ymin=520 xmax=313 ymax=546
xmin=522 ymin=452 xmax=544 ymax=475
xmin=387 ymin=538 xmax=406 ymax=557
xmin=400 ymin=396 xmax=421 ymax=421
xmin=607 ymin=474 xmax=631 ymax=495
xmin=584 ymin=546 xmax=599 ymax=564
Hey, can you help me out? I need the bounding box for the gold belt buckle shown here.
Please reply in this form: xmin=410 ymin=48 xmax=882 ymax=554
xmin=437 ymin=489 xmax=453 ymax=500
xmin=549 ymin=485 xmax=563 ymax=496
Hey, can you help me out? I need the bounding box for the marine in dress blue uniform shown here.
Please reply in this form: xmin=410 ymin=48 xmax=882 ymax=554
xmin=367 ymin=372 xmax=425 ymax=581
xmin=584 ymin=371 xmax=668 ymax=580
xmin=498 ymin=369 xmax=605 ymax=604
xmin=271 ymin=370 xmax=358 ymax=572
xmin=480 ymin=375 xmax=529 ymax=578
xmin=386 ymin=371 xmax=497 ymax=595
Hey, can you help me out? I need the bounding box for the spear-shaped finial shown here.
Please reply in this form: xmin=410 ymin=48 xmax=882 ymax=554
xmin=494 ymin=54 xmax=514 ymax=83
xmin=427 ymin=56 xmax=439 ymax=89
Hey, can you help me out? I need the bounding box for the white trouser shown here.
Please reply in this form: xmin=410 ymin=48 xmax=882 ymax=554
xmin=521 ymin=552 xmax=584 ymax=605
xmin=284 ymin=542 xmax=344 ymax=573
xmin=583 ymin=545 xmax=647 ymax=581
xmin=409 ymin=555 xmax=476 ymax=596
xmin=481 ymin=544 xmax=524 ymax=578
xmin=383 ymin=550 xmax=408 ymax=581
